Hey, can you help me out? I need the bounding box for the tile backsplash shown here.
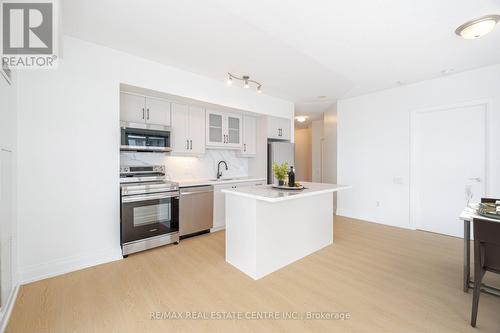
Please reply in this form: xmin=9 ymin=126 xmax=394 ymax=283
xmin=120 ymin=150 xmax=249 ymax=181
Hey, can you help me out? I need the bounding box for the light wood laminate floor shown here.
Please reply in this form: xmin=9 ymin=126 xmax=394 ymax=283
xmin=7 ymin=217 xmax=500 ymax=332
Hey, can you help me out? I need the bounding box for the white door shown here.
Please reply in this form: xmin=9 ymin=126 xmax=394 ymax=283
xmin=225 ymin=113 xmax=242 ymax=148
xmin=171 ymin=103 xmax=190 ymax=154
xmin=145 ymin=98 xmax=171 ymax=126
xmin=241 ymin=115 xmax=257 ymax=156
xmin=206 ymin=111 xmax=224 ymax=147
xmin=0 ymin=149 xmax=13 ymax=308
xmin=413 ymin=103 xmax=486 ymax=237
xmin=188 ymin=106 xmax=205 ymax=155
xmin=120 ymin=93 xmax=146 ymax=123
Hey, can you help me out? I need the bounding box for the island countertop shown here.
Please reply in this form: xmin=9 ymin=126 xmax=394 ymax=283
xmin=221 ymin=182 xmax=351 ymax=203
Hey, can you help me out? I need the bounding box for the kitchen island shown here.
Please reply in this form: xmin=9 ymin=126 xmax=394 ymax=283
xmin=222 ymin=182 xmax=350 ymax=280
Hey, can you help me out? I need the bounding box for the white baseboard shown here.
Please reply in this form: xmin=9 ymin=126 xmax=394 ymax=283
xmin=0 ymin=284 xmax=19 ymax=333
xmin=19 ymin=248 xmax=123 ymax=285
xmin=210 ymin=226 xmax=225 ymax=233
xmin=336 ymin=210 xmax=415 ymax=230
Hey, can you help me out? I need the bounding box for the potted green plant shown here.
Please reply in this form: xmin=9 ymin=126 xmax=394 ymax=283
xmin=272 ymin=162 xmax=289 ymax=186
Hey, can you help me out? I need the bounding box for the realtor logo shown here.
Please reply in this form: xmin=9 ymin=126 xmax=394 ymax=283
xmin=1 ymin=0 xmax=59 ymax=68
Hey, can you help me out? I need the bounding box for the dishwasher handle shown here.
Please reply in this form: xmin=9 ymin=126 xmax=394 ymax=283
xmin=180 ymin=186 xmax=214 ymax=196
xmin=181 ymin=190 xmax=213 ymax=196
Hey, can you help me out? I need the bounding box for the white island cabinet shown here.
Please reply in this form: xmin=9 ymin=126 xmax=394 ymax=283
xmin=222 ymin=182 xmax=350 ymax=280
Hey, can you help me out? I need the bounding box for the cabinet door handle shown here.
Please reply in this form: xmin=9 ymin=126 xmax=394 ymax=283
xmin=142 ymin=108 xmax=145 ymax=119
xmin=147 ymin=108 xmax=150 ymax=120
xmin=190 ymin=140 xmax=193 ymax=150
xmin=244 ymin=143 xmax=246 ymax=152
xmin=186 ymin=140 xmax=189 ymax=149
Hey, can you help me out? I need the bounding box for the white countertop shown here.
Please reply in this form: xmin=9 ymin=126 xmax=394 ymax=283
xmin=222 ymin=182 xmax=351 ymax=202
xmin=175 ymin=177 xmax=266 ymax=188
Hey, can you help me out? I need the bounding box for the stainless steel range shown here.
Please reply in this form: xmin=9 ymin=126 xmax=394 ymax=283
xmin=120 ymin=165 xmax=179 ymax=256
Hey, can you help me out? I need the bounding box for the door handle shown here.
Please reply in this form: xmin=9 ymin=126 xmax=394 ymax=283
xmin=468 ymin=177 xmax=482 ymax=182
xmin=244 ymin=143 xmax=246 ymax=152
xmin=186 ymin=140 xmax=189 ymax=149
xmin=147 ymin=108 xmax=150 ymax=120
xmin=190 ymin=140 xmax=193 ymax=150
xmin=142 ymin=108 xmax=145 ymax=119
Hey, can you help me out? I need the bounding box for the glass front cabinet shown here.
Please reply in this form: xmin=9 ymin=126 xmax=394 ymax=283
xmin=205 ymin=110 xmax=242 ymax=149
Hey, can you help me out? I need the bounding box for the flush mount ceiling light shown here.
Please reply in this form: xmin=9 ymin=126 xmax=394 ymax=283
xmin=227 ymin=73 xmax=262 ymax=94
xmin=455 ymin=14 xmax=500 ymax=39
xmin=295 ymin=116 xmax=308 ymax=123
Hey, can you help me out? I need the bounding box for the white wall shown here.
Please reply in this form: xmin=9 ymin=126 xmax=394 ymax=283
xmin=323 ymin=106 xmax=338 ymax=211
xmin=311 ymin=119 xmax=324 ymax=182
xmin=16 ymin=36 xmax=294 ymax=284
xmin=0 ymin=72 xmax=16 ymax=151
xmin=323 ymin=106 xmax=337 ymax=184
xmin=337 ymin=64 xmax=500 ymax=229
xmin=0 ymin=70 xmax=18 ymax=329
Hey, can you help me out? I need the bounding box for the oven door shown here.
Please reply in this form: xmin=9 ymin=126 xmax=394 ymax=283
xmin=121 ymin=191 xmax=179 ymax=244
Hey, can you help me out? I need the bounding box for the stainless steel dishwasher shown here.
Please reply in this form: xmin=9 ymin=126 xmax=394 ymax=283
xmin=179 ymin=185 xmax=214 ymax=237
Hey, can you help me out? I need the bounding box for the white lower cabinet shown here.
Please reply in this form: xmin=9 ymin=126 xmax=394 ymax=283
xmin=212 ymin=180 xmax=265 ymax=231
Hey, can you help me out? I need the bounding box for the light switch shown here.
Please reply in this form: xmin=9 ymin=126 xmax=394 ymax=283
xmin=393 ymin=177 xmax=404 ymax=185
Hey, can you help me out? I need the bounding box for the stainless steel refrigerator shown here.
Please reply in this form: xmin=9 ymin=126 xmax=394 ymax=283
xmin=267 ymin=141 xmax=295 ymax=184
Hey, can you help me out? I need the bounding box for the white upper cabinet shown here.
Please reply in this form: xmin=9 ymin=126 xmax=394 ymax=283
xmin=145 ymin=97 xmax=171 ymax=126
xmin=206 ymin=110 xmax=242 ymax=149
xmin=207 ymin=111 xmax=224 ymax=146
xmin=188 ymin=106 xmax=206 ymax=155
xmin=171 ymin=103 xmax=190 ymax=154
xmin=267 ymin=116 xmax=291 ymax=140
xmin=120 ymin=93 xmax=146 ymax=124
xmin=120 ymin=92 xmax=171 ymax=127
xmin=171 ymin=103 xmax=205 ymax=155
xmin=240 ymin=115 xmax=257 ymax=156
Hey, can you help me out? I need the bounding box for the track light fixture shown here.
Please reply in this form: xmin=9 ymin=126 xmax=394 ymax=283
xmin=227 ymin=73 xmax=262 ymax=94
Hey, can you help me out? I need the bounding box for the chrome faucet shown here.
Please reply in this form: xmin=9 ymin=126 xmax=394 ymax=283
xmin=217 ymin=161 xmax=228 ymax=179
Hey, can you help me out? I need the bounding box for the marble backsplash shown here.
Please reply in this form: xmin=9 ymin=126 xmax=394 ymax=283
xmin=120 ymin=150 xmax=249 ymax=181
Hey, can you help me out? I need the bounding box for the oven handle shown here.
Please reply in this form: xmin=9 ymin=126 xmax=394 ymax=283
xmin=122 ymin=192 xmax=180 ymax=203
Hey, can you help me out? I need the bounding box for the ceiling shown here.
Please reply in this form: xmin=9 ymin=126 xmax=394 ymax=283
xmin=63 ymin=0 xmax=500 ymax=114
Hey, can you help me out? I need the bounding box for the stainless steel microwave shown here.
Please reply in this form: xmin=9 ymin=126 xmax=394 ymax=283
xmin=120 ymin=122 xmax=172 ymax=153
